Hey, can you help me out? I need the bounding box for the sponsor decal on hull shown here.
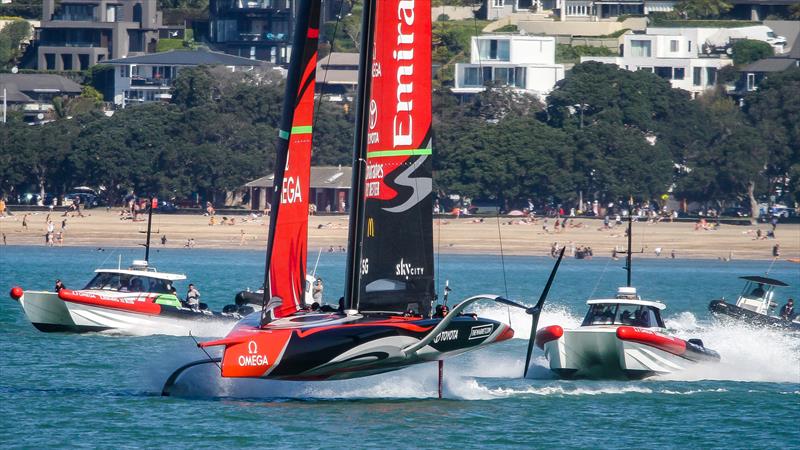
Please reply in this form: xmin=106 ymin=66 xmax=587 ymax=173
xmin=468 ymin=324 xmax=494 ymax=340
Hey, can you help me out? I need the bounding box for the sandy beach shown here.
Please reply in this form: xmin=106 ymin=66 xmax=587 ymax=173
xmin=0 ymin=209 xmax=797 ymax=260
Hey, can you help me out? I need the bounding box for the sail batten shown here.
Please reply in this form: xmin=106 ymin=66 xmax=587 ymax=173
xmin=261 ymin=0 xmax=321 ymax=323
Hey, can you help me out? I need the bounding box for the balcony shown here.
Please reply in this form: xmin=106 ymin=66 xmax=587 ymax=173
xmin=237 ymin=32 xmax=287 ymax=42
xmin=130 ymin=77 xmax=171 ymax=88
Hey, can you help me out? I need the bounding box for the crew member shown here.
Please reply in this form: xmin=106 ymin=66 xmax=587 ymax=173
xmin=186 ymin=283 xmax=201 ymax=310
xmin=750 ymin=283 xmax=766 ymax=298
xmin=54 ymin=279 xmax=65 ymax=291
xmin=779 ymin=298 xmax=795 ymax=321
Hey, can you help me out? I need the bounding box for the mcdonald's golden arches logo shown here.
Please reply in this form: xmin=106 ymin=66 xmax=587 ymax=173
xmin=367 ymin=217 xmax=375 ymax=237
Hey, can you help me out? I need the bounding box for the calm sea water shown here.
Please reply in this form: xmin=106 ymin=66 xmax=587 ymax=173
xmin=1 ymin=245 xmax=798 ymax=449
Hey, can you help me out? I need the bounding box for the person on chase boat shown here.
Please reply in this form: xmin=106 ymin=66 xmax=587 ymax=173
xmin=780 ymin=299 xmax=795 ymax=321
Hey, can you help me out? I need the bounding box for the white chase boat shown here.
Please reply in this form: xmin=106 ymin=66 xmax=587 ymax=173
xmin=9 ymin=260 xmax=238 ymax=336
xmin=535 ymin=286 xmax=720 ymax=379
xmin=533 ymin=217 xmax=720 ymax=379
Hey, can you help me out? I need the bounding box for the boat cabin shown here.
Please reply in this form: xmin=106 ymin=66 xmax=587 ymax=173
xmin=734 ymin=276 xmax=789 ymax=315
xmin=83 ymin=261 xmax=186 ymax=295
xmin=581 ymin=287 xmax=666 ymax=329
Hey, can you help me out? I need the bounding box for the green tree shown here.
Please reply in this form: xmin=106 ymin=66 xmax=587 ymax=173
xmin=731 ymin=39 xmax=774 ymax=66
xmin=675 ymin=0 xmax=732 ymax=19
xmin=744 ymin=68 xmax=800 ymax=204
xmin=675 ymin=94 xmax=767 ymax=219
xmin=171 ymin=66 xmax=216 ymax=108
xmin=0 ymin=19 xmax=32 ymax=68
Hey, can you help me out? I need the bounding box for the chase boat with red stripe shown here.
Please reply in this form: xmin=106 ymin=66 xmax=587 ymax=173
xmin=9 ymin=260 xmax=238 ymax=335
xmin=535 ymin=287 xmax=720 ymax=379
xmin=529 ymin=216 xmax=720 ymax=380
xmin=162 ymin=0 xmax=524 ymax=395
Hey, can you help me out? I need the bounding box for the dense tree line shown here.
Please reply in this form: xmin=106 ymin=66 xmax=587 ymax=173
xmin=1 ymin=63 xmax=798 ymax=213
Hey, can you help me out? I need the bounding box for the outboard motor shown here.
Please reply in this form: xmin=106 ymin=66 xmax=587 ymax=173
xmin=688 ymin=338 xmax=705 ymax=348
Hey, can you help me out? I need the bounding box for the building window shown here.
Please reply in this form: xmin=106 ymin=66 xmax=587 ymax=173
xmin=478 ymin=39 xmax=510 ymax=61
xmin=693 ymin=67 xmax=701 ymax=86
xmin=493 ymin=0 xmax=504 ymax=7
xmin=515 ymin=67 xmax=526 ymax=88
xmin=630 ymin=40 xmax=652 ymax=57
xmin=706 ymin=67 xmax=717 ymax=85
xmin=463 ymin=67 xmax=481 ymax=86
xmin=44 ymin=53 xmax=56 ymax=70
xmin=688 ymin=40 xmax=692 ymax=52
xmin=654 ymin=66 xmax=672 ymax=79
xmin=494 ymin=67 xmax=514 ymax=86
xmin=747 ymin=73 xmax=756 ymax=91
xmin=670 ymin=40 xmax=679 ymax=52
xmin=638 ymin=66 xmax=653 ymax=73
xmin=673 ymin=67 xmax=685 ymax=80
xmin=120 ymin=66 xmax=129 ymax=78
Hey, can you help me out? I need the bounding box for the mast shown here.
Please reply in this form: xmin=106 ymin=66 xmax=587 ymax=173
xmin=144 ymin=197 xmax=154 ymax=263
xmin=343 ymin=0 xmax=377 ymax=312
xmin=626 ymin=214 xmax=632 ymax=287
xmin=260 ymin=0 xmax=321 ymax=324
xmin=345 ymin=0 xmax=435 ymax=316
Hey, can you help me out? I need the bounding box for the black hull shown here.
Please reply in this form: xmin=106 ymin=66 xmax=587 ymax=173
xmin=709 ymin=300 xmax=800 ymax=331
xmin=32 ymin=323 xmax=110 ymax=333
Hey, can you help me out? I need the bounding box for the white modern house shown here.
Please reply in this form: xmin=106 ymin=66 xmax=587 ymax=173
xmin=484 ymin=0 xmax=675 ymax=21
xmin=581 ymin=28 xmax=739 ymax=97
xmin=103 ymin=49 xmax=265 ymax=107
xmin=452 ymin=34 xmax=565 ymax=99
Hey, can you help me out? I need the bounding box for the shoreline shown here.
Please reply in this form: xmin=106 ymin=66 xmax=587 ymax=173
xmin=0 ymin=210 xmax=796 ymax=261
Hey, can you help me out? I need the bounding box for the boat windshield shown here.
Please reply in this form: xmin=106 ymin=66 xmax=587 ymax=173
xmin=83 ymin=272 xmax=174 ymax=294
xmin=582 ymin=304 xmax=665 ymax=328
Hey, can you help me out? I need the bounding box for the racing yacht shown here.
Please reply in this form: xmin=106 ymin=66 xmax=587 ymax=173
xmin=162 ymin=0 xmax=529 ymax=394
xmin=532 ymin=218 xmax=720 ymax=379
xmin=709 ymin=276 xmax=799 ymax=331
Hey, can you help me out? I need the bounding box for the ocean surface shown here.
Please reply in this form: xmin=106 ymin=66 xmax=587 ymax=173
xmin=1 ymin=245 xmax=798 ymax=449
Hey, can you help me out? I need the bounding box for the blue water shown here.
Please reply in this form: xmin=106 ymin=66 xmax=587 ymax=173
xmin=1 ymin=246 xmax=799 ymax=448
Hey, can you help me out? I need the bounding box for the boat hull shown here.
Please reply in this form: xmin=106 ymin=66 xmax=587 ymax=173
xmin=709 ymin=299 xmax=800 ymax=331
xmin=538 ymin=326 xmax=720 ymax=379
xmin=12 ymin=290 xmax=108 ymax=333
xmin=204 ymin=313 xmax=514 ymax=381
xmin=58 ymin=289 xmax=238 ymax=337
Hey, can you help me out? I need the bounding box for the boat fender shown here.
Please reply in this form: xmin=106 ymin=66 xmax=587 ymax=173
xmin=199 ymin=302 xmax=209 ymax=311
xmin=535 ymin=325 xmax=563 ymax=349
xmin=9 ymin=286 xmax=23 ymax=300
xmin=223 ymin=304 xmax=239 ymax=315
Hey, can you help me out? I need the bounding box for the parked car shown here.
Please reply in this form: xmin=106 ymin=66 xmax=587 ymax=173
xmin=769 ymin=206 xmax=796 ymax=218
xmin=468 ymin=203 xmax=501 ymax=215
xmin=64 ymin=193 xmax=101 ymax=208
xmin=721 ymin=207 xmax=751 ymax=217
xmin=156 ymin=200 xmax=179 ymax=213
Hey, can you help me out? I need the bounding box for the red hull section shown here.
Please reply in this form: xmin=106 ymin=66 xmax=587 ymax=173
xmin=58 ymin=289 xmax=162 ymax=315
xmin=535 ymin=325 xmax=564 ymax=349
xmin=616 ymin=326 xmax=687 ymax=356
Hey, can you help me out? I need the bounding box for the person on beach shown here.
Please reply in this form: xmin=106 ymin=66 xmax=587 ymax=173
xmin=773 ymin=243 xmax=780 ymax=257
xmin=161 ymin=235 xmax=167 ymax=246
xmin=186 ymin=284 xmax=200 ymax=310
xmin=779 ymin=299 xmax=795 ymax=321
xmin=22 ymin=214 xmax=28 ymax=230
xmin=61 ymin=218 xmax=67 ymax=232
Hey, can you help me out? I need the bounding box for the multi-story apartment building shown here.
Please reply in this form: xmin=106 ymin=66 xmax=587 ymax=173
xmin=581 ymin=28 xmax=737 ymax=97
xmin=208 ymin=0 xmax=293 ymax=65
xmin=103 ymin=49 xmax=264 ymax=107
xmin=36 ymin=0 xmax=161 ymax=71
xmin=452 ymin=34 xmax=565 ymax=99
xmin=484 ymin=0 xmax=675 ymax=20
